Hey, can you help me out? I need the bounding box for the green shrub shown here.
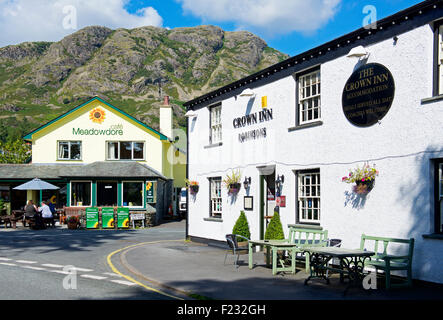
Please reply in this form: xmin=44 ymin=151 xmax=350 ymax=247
xmin=264 ymin=212 xmax=285 ymax=240
xmin=232 ymin=211 xmax=251 ymax=240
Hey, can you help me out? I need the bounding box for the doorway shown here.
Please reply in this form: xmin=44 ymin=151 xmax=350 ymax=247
xmin=258 ymin=166 xmax=276 ymax=240
xmin=97 ymin=182 xmax=118 ymax=207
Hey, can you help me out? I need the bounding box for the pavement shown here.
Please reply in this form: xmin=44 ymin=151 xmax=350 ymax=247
xmin=1 ymin=219 xmax=443 ymax=300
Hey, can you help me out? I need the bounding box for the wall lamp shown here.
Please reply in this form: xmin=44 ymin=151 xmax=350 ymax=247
xmin=239 ymin=88 xmax=256 ymax=98
xmin=275 ymin=175 xmax=285 ymax=194
xmin=346 ymin=45 xmax=370 ymax=59
xmin=243 ymin=176 xmax=251 ymax=189
xmin=185 ymin=110 xmax=197 ymax=118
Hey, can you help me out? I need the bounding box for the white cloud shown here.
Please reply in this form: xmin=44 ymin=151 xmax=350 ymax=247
xmin=0 ymin=0 xmax=163 ymax=47
xmin=177 ymin=0 xmax=341 ymax=35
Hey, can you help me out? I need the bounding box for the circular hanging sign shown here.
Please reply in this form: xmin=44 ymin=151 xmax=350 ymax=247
xmin=342 ymin=63 xmax=395 ymax=127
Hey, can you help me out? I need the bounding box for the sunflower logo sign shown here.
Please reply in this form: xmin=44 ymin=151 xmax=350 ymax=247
xmin=89 ymin=107 xmax=106 ymax=124
xmin=117 ymin=208 xmax=130 ymax=229
xmin=101 ymin=208 xmax=115 ymax=229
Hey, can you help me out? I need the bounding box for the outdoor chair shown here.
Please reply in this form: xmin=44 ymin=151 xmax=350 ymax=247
xmin=224 ymin=234 xmax=249 ymax=269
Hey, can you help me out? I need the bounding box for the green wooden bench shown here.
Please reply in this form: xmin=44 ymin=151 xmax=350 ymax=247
xmin=360 ymin=234 xmax=414 ymax=290
xmin=281 ymin=225 xmax=328 ymax=273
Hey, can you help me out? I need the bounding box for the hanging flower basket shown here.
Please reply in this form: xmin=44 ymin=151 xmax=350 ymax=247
xmin=189 ymin=184 xmax=200 ymax=194
xmin=223 ymin=170 xmax=242 ymax=195
xmin=228 ymin=183 xmax=241 ymax=194
xmin=342 ymin=163 xmax=379 ymax=195
xmin=185 ymin=179 xmax=200 ymax=195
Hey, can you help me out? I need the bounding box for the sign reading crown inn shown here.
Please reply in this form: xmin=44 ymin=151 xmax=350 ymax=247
xmin=342 ymin=63 xmax=395 ymax=127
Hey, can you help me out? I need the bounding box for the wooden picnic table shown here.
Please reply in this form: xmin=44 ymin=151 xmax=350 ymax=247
xmin=248 ymin=239 xmax=300 ymax=275
xmin=303 ymin=246 xmax=374 ymax=294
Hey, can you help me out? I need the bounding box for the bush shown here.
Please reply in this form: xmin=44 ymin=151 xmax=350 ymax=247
xmin=232 ymin=211 xmax=251 ymax=240
xmin=264 ymin=212 xmax=285 ymax=240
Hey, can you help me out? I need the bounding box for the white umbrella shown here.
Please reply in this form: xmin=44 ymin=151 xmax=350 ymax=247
xmin=13 ymin=178 xmax=60 ymax=191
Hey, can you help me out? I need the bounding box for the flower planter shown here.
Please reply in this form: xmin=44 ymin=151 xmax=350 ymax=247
xmin=229 ymin=183 xmax=241 ymax=194
xmin=189 ymin=185 xmax=199 ymax=194
xmin=67 ymin=222 xmax=78 ymax=230
xmin=353 ymin=180 xmax=374 ymax=194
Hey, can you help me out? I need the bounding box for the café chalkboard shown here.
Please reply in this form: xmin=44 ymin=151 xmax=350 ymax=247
xmin=342 ymin=63 xmax=395 ymax=127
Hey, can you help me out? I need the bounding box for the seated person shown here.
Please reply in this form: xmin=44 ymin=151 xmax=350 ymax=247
xmin=24 ymin=200 xmax=38 ymax=227
xmin=39 ymin=201 xmax=54 ymax=228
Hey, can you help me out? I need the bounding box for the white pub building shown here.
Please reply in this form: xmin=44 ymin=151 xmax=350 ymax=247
xmin=185 ymin=0 xmax=443 ymax=285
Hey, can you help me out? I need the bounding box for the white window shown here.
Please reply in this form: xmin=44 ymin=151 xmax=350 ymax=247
xmin=210 ymin=177 xmax=222 ymax=218
xmin=210 ymin=105 xmax=222 ymax=144
xmin=298 ymin=171 xmax=320 ymax=223
xmin=58 ymin=141 xmax=82 ymax=160
xmin=107 ymin=141 xmax=144 ymax=160
xmin=70 ymin=181 xmax=91 ymax=207
xmin=298 ymin=69 xmax=321 ymax=124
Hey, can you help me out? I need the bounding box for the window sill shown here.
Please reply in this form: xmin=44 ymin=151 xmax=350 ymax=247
xmin=288 ymin=120 xmax=323 ymax=132
xmin=421 ymin=95 xmax=443 ymax=105
xmin=422 ymin=233 xmax=443 ymax=240
xmin=204 ymin=142 xmax=223 ymax=149
xmin=204 ymin=217 xmax=223 ymax=222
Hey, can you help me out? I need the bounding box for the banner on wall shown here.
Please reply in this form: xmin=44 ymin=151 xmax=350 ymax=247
xmin=101 ymin=207 xmax=115 ymax=229
xmin=117 ymin=207 xmax=130 ymax=229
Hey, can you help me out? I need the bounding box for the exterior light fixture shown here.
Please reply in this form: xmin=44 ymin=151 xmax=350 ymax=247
xmin=346 ymin=45 xmax=370 ymax=59
xmin=243 ymin=176 xmax=251 ymax=189
xmin=275 ymin=175 xmax=285 ymax=195
xmin=185 ymin=110 xmax=197 ymax=118
xmin=239 ymin=88 xmax=256 ymax=98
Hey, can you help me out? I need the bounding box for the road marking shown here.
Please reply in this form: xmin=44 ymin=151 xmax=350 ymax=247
xmin=16 ymin=260 xmax=38 ymax=264
xmin=21 ymin=266 xmax=47 ymax=271
xmin=106 ymin=240 xmax=184 ymax=300
xmin=80 ymin=274 xmax=107 ymax=280
xmin=41 ymin=264 xmax=65 ymax=268
xmin=0 ymin=258 xmax=12 ymax=261
xmin=71 ymin=267 xmax=94 ymax=272
xmin=110 ymin=279 xmax=138 ymax=286
xmin=103 ymin=272 xmax=122 ymax=278
xmin=47 ymin=270 xmax=70 ymax=275
xmin=0 ymin=262 xmax=17 ymax=266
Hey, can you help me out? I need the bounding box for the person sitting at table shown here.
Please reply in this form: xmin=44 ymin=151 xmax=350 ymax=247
xmin=24 ymin=200 xmax=38 ymax=227
xmin=39 ymin=201 xmax=54 ymax=228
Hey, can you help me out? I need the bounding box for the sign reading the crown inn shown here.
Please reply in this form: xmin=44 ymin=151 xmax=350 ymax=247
xmin=342 ymin=63 xmax=395 ymax=127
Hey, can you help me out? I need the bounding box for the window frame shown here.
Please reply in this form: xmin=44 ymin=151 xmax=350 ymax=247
xmin=209 ymin=104 xmax=222 ymax=145
xmin=122 ymin=181 xmax=145 ymax=209
xmin=106 ymin=141 xmax=145 ymax=161
xmin=295 ymin=67 xmax=321 ymax=126
xmin=209 ymin=177 xmax=222 ymax=218
xmin=70 ymin=180 xmax=92 ymax=207
xmin=57 ymin=141 xmax=82 ymax=161
xmin=433 ymin=19 xmax=443 ymax=97
xmin=433 ymin=159 xmax=443 ymax=234
xmin=296 ymin=169 xmax=321 ymax=224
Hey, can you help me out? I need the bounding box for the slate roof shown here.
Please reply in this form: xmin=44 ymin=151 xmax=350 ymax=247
xmin=0 ymin=162 xmax=167 ymax=180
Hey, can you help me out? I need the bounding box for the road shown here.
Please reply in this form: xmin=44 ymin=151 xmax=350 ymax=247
xmin=0 ymin=220 xmax=187 ymax=300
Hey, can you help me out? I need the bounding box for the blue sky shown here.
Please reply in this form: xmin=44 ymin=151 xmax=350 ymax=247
xmin=123 ymin=0 xmax=423 ymax=56
xmin=0 ymin=0 xmax=424 ymax=56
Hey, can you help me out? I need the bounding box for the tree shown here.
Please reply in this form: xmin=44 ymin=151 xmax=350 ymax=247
xmin=232 ymin=211 xmax=251 ymax=239
xmin=264 ymin=211 xmax=285 ymax=240
xmin=0 ymin=140 xmax=31 ymax=163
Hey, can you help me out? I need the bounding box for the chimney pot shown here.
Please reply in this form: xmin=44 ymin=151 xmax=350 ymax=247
xmin=163 ymin=95 xmax=170 ymax=106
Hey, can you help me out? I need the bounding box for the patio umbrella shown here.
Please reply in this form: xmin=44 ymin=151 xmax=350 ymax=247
xmin=13 ymin=178 xmax=60 ymax=191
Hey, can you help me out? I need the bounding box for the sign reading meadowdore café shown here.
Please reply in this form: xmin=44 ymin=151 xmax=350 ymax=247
xmin=73 ymin=107 xmax=124 ymax=135
xmin=342 ymin=63 xmax=395 ymax=127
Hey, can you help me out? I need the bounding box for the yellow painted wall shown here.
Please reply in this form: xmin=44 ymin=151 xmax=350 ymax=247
xmin=31 ymin=100 xmax=170 ymax=176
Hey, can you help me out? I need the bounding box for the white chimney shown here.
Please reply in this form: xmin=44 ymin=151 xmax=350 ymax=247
xmin=160 ymin=95 xmax=173 ymax=139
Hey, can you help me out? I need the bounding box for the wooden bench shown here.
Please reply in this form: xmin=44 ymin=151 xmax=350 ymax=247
xmin=360 ymin=234 xmax=414 ymax=290
xmin=273 ymin=225 xmax=328 ymax=273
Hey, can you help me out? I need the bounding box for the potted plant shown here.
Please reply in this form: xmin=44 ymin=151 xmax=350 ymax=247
xmin=232 ymin=211 xmax=251 ymax=246
xmin=264 ymin=211 xmax=285 ymax=262
xmin=223 ymin=170 xmax=242 ymax=194
xmin=66 ymin=216 xmax=79 ymax=230
xmin=342 ymin=163 xmax=379 ymax=195
xmin=185 ymin=179 xmax=200 ymax=194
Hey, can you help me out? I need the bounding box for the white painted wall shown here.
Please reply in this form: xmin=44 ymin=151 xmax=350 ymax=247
xmin=188 ymin=23 xmax=443 ymax=284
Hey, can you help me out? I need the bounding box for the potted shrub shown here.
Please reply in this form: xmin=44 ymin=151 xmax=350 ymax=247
xmin=232 ymin=211 xmax=251 ymax=245
xmin=223 ymin=170 xmax=242 ymax=194
xmin=66 ymin=216 xmax=79 ymax=230
xmin=264 ymin=211 xmax=285 ymax=262
xmin=185 ymin=179 xmax=200 ymax=195
xmin=342 ymin=163 xmax=379 ymax=195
